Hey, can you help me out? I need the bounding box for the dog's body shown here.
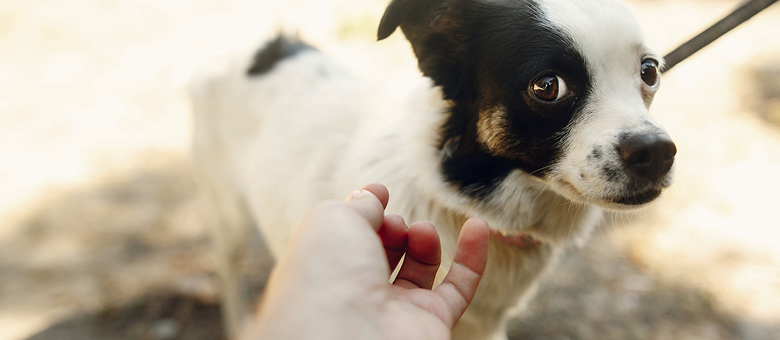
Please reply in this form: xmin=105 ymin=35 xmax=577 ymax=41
xmin=189 ymin=0 xmax=675 ymax=339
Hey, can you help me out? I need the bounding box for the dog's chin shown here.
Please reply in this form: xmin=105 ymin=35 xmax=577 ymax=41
xmin=595 ymin=187 xmax=664 ymax=211
xmin=610 ymin=187 xmax=662 ymax=205
xmin=552 ymin=180 xmax=666 ymax=211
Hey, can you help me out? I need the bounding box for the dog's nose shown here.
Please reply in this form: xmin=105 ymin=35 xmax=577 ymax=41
xmin=618 ymin=133 xmax=676 ymax=181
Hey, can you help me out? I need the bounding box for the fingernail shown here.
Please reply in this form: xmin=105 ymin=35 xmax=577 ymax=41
xmin=345 ymin=189 xmax=363 ymax=202
xmin=386 ymin=213 xmax=409 ymax=230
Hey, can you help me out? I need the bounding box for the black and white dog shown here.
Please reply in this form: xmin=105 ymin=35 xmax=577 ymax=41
xmin=188 ymin=0 xmax=676 ymax=338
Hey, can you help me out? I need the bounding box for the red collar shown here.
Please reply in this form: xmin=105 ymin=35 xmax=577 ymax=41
xmin=489 ymin=229 xmax=541 ymax=248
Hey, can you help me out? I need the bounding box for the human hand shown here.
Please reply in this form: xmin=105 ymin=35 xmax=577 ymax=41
xmin=243 ymin=183 xmax=489 ymax=340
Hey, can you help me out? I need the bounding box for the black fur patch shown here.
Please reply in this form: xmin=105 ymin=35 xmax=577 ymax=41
xmin=442 ymin=139 xmax=516 ymax=197
xmin=247 ymin=35 xmax=315 ymax=76
xmin=588 ymin=147 xmax=603 ymax=160
xmin=395 ymin=1 xmax=592 ymax=198
xmin=602 ymin=165 xmax=621 ymax=182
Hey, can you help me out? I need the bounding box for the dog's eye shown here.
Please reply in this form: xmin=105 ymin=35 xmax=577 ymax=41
xmin=641 ymin=59 xmax=659 ymax=86
xmin=531 ymin=75 xmax=568 ymax=102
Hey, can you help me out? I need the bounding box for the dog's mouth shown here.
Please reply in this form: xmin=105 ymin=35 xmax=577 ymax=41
xmin=608 ymin=187 xmax=662 ymax=206
xmin=557 ymin=180 xmax=666 ymax=209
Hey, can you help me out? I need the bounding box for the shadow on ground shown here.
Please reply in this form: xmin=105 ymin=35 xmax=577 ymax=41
xmin=8 ymin=156 xmax=778 ymax=340
xmin=26 ymin=236 xmax=769 ymax=340
xmin=26 ymin=294 xmax=223 ymax=340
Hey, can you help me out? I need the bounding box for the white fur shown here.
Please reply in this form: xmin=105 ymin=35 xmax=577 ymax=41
xmin=541 ymin=0 xmax=672 ymax=210
xmin=188 ymin=0 xmax=669 ymax=339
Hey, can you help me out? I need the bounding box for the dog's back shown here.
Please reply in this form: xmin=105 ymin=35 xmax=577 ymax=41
xmin=188 ymin=36 xmax=366 ymax=333
xmin=190 ymin=37 xmax=374 ymax=253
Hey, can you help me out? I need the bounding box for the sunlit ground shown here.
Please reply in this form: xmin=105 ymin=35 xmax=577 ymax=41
xmin=1 ymin=0 xmax=779 ymax=339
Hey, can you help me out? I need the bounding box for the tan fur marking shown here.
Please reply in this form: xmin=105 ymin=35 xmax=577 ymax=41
xmin=477 ymin=105 xmax=511 ymax=155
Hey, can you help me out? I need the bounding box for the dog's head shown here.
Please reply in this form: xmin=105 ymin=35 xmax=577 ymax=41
xmin=379 ymin=0 xmax=675 ymax=210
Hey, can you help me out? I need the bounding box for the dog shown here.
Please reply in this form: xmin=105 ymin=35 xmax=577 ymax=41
xmin=187 ymin=0 xmax=676 ymax=338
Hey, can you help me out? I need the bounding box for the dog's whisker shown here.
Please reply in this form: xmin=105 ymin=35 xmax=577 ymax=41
xmin=527 ymin=164 xmax=555 ymax=177
xmin=597 ymin=215 xmax=608 ymax=243
xmin=529 ymin=182 xmax=551 ymax=214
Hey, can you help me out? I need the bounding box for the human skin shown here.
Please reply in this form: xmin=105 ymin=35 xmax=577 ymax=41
xmin=242 ymin=183 xmax=490 ymax=340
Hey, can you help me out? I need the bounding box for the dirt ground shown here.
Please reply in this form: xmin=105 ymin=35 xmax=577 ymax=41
xmin=2 ymin=0 xmax=780 ymax=339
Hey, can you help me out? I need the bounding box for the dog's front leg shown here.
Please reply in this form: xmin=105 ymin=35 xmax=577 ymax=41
xmin=452 ymin=306 xmax=512 ymax=340
xmin=200 ymin=179 xmax=255 ymax=338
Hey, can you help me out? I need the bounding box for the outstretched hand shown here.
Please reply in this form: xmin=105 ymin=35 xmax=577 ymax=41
xmin=244 ymin=183 xmax=490 ymax=340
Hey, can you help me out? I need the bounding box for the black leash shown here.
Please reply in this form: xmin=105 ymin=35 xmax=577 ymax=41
xmin=662 ymin=0 xmax=779 ymax=72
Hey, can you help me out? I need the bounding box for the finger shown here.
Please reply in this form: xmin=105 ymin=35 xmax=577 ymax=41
xmin=344 ymin=189 xmax=385 ymax=230
xmin=433 ymin=218 xmax=489 ymax=328
xmin=378 ymin=213 xmax=408 ymax=270
xmin=360 ymin=183 xmax=389 ymax=209
xmin=393 ymin=221 xmax=441 ymax=290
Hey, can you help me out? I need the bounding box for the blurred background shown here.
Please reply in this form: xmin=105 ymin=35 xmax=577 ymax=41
xmin=1 ymin=0 xmax=779 ymax=339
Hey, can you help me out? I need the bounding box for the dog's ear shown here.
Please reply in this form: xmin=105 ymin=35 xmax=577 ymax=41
xmin=377 ymin=0 xmax=449 ymax=41
xmin=377 ymin=0 xmax=470 ymax=100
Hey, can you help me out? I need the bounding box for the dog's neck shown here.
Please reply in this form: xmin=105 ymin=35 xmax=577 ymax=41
xmin=399 ymin=80 xmax=601 ymax=246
